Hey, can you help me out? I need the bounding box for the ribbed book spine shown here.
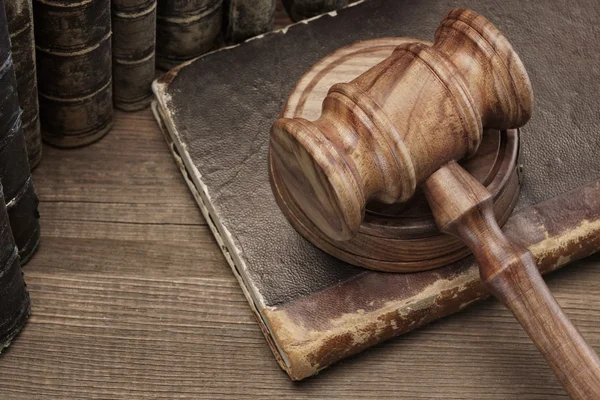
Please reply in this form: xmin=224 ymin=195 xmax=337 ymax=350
xmin=0 ymin=182 xmax=30 ymax=352
xmin=33 ymin=0 xmax=113 ymax=147
xmin=5 ymin=0 xmax=42 ymax=168
xmin=112 ymin=0 xmax=156 ymax=111
xmin=0 ymin=0 xmax=40 ymax=264
xmin=223 ymin=0 xmax=275 ymax=44
xmin=283 ymin=0 xmax=347 ymax=21
xmin=156 ymin=0 xmax=223 ymax=70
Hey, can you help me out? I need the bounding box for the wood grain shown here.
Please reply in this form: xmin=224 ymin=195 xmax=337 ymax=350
xmin=270 ymin=9 xmax=532 ymax=245
xmin=0 ymin=108 xmax=597 ymax=398
xmin=424 ymin=161 xmax=600 ymax=399
xmin=271 ymin=37 xmax=521 ymax=272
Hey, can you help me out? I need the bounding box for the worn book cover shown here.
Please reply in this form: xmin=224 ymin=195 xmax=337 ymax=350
xmin=156 ymin=0 xmax=223 ymax=69
xmin=112 ymin=0 xmax=156 ymax=111
xmin=153 ymin=0 xmax=600 ymax=380
xmin=0 ymin=0 xmax=40 ymax=264
xmin=223 ymin=0 xmax=275 ymax=43
xmin=0 ymin=6 xmax=30 ymax=347
xmin=33 ymin=0 xmax=113 ymax=147
xmin=5 ymin=0 xmax=42 ymax=168
xmin=0 ymin=182 xmax=30 ymax=352
xmin=283 ymin=0 xmax=347 ymax=21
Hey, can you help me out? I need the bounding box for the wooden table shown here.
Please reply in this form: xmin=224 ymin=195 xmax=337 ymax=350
xmin=0 ymin=109 xmax=599 ymax=399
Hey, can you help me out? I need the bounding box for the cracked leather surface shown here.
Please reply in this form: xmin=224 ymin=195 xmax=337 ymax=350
xmin=161 ymin=0 xmax=600 ymax=306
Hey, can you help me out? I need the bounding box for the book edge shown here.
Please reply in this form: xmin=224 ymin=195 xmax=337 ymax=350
xmin=150 ymin=100 xmax=295 ymax=374
xmin=150 ymin=0 xmax=366 ymax=89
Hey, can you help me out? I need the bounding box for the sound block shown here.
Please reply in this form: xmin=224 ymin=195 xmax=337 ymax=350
xmin=269 ymin=38 xmax=520 ymax=272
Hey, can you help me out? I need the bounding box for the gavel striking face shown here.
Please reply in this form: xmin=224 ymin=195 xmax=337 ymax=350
xmin=270 ymin=9 xmax=600 ymax=398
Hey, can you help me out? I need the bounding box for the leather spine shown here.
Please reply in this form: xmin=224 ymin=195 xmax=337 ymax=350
xmin=0 ymin=0 xmax=40 ymax=264
xmin=0 ymin=182 xmax=30 ymax=352
xmin=156 ymin=0 xmax=223 ymax=70
xmin=263 ymin=179 xmax=600 ymax=380
xmin=5 ymin=0 xmax=42 ymax=168
xmin=282 ymin=0 xmax=347 ymax=21
xmin=223 ymin=0 xmax=275 ymax=44
xmin=33 ymin=0 xmax=114 ymax=147
xmin=112 ymin=0 xmax=156 ymax=111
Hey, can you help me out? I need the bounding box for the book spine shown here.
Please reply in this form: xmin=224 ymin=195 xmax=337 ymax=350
xmin=156 ymin=0 xmax=223 ymax=70
xmin=0 ymin=183 xmax=31 ymax=352
xmin=33 ymin=0 xmax=113 ymax=148
xmin=112 ymin=0 xmax=156 ymax=111
xmin=0 ymin=0 xmax=40 ymax=264
xmin=223 ymin=0 xmax=275 ymax=44
xmin=282 ymin=0 xmax=347 ymax=21
xmin=5 ymin=0 xmax=42 ymax=169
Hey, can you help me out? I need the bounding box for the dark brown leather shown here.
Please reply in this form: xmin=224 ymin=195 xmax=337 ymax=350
xmin=0 ymin=3 xmax=30 ymax=340
xmin=0 ymin=1 xmax=40 ymax=264
xmin=282 ymin=0 xmax=347 ymax=21
xmin=34 ymin=0 xmax=113 ymax=145
xmin=6 ymin=0 xmax=41 ymax=168
xmin=0 ymin=183 xmax=30 ymax=351
xmin=155 ymin=0 xmax=223 ymax=69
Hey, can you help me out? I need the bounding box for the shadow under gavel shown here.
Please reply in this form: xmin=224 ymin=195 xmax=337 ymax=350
xmin=270 ymin=8 xmax=600 ymax=399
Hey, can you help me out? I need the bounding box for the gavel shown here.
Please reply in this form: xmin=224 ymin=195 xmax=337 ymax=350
xmin=269 ymin=9 xmax=600 ymax=399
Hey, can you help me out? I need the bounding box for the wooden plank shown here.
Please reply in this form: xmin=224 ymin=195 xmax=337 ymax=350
xmin=3 ymin=259 xmax=600 ymax=399
xmin=32 ymin=111 xmax=200 ymax=208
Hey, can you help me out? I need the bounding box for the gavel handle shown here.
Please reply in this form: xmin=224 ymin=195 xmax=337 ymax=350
xmin=423 ymin=161 xmax=600 ymax=399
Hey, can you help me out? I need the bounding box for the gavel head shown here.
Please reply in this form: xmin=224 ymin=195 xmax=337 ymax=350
xmin=269 ymin=9 xmax=533 ymax=241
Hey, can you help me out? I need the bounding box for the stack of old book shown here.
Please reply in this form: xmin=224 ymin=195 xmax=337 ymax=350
xmin=2 ymin=0 xmax=296 ymax=352
xmin=32 ymin=0 xmax=287 ymax=146
xmin=25 ymin=0 xmax=342 ymax=149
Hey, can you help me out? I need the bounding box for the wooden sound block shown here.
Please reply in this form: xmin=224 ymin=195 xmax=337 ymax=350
xmin=269 ymin=38 xmax=520 ymax=272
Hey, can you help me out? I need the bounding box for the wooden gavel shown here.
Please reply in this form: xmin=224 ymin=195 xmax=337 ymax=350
xmin=270 ymin=9 xmax=600 ymax=399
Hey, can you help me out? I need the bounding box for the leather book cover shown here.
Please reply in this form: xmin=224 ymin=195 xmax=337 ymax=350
xmin=112 ymin=0 xmax=157 ymax=111
xmin=156 ymin=0 xmax=223 ymax=70
xmin=0 ymin=0 xmax=40 ymax=265
xmin=223 ymin=0 xmax=275 ymax=44
xmin=152 ymin=0 xmax=600 ymax=380
xmin=33 ymin=0 xmax=113 ymax=147
xmin=5 ymin=0 xmax=42 ymax=168
xmin=282 ymin=0 xmax=347 ymax=21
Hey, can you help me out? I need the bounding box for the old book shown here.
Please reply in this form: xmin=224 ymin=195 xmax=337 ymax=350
xmin=0 ymin=0 xmax=40 ymax=265
xmin=0 ymin=182 xmax=31 ymax=352
xmin=282 ymin=0 xmax=347 ymax=21
xmin=152 ymin=0 xmax=600 ymax=380
xmin=5 ymin=0 xmax=42 ymax=168
xmin=33 ymin=0 xmax=113 ymax=147
xmin=223 ymin=0 xmax=275 ymax=44
xmin=112 ymin=0 xmax=156 ymax=111
xmin=156 ymin=0 xmax=223 ymax=70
